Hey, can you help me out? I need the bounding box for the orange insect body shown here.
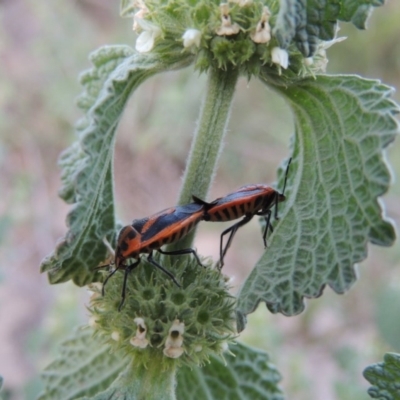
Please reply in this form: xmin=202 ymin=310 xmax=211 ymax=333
xmin=104 ymin=203 xmax=204 ymax=310
xmin=116 ymin=203 xmax=204 ymax=261
xmin=193 ymin=158 xmax=292 ymax=268
xmin=199 ymin=184 xmax=284 ymax=222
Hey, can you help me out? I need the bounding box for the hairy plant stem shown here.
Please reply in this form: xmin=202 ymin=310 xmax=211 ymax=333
xmin=169 ymin=66 xmax=239 ymax=251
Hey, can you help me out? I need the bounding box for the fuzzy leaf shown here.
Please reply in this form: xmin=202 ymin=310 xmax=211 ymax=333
xmin=76 ymin=361 xmax=176 ymax=400
xmin=363 ymin=353 xmax=400 ymax=399
xmin=339 ymin=0 xmax=385 ymax=29
xmin=273 ymin=0 xmax=340 ymax=56
xmin=40 ymin=45 xmax=193 ymax=286
xmin=37 ymin=327 xmax=128 ymax=400
xmin=176 ymin=342 xmax=284 ymax=400
xmin=237 ymin=74 xmax=398 ymax=322
xmin=273 ymin=0 xmax=384 ymax=57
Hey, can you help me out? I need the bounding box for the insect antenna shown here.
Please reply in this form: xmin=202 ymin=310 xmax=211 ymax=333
xmin=274 ymin=157 xmax=292 ymax=220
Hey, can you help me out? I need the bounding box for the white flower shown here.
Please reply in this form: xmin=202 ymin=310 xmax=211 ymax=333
xmin=216 ymin=3 xmax=241 ymax=36
xmin=130 ymin=317 xmax=149 ymax=348
xmin=271 ymin=47 xmax=289 ymax=69
xmin=304 ymin=57 xmax=313 ymax=66
xmin=250 ymin=6 xmax=271 ymax=44
xmin=134 ymin=18 xmax=162 ymax=53
xmin=111 ymin=331 xmax=120 ymax=341
xmin=163 ymin=319 xmax=185 ymax=358
xmin=182 ymin=29 xmax=201 ymax=48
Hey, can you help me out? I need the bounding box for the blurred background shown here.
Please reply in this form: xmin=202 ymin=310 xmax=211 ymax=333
xmin=0 ymin=1 xmax=399 ymax=399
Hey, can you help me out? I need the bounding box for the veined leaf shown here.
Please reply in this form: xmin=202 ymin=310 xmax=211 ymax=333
xmin=339 ymin=0 xmax=385 ymax=29
xmin=37 ymin=327 xmax=128 ymax=400
xmin=273 ymin=0 xmax=340 ymax=57
xmin=273 ymin=0 xmax=384 ymax=57
xmin=176 ymin=342 xmax=284 ymax=400
xmin=237 ymin=74 xmax=398 ymax=323
xmin=363 ymin=353 xmax=400 ymax=400
xmin=40 ymin=45 xmax=194 ymax=286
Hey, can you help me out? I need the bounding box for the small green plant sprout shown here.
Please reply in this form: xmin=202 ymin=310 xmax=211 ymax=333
xmin=38 ymin=0 xmax=399 ymax=399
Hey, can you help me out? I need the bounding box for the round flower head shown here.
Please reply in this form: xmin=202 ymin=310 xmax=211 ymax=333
xmin=88 ymin=253 xmax=236 ymax=369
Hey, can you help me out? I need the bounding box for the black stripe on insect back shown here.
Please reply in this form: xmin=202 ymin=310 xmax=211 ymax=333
xmin=127 ymin=229 xmax=138 ymax=239
xmin=253 ymin=195 xmax=264 ymax=210
xmin=222 ymin=208 xmax=231 ymax=220
xmin=131 ymin=217 xmax=149 ymax=233
xmin=213 ymin=210 xmax=224 ymax=221
xmin=120 ymin=241 xmax=129 ymax=252
xmin=169 ymin=232 xmax=177 ymax=243
xmin=231 ymin=205 xmax=240 ymax=219
xmin=141 ymin=204 xmax=202 ymax=242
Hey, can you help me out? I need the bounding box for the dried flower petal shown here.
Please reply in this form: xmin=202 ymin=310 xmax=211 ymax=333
xmin=130 ymin=317 xmax=149 ymax=348
xmin=216 ymin=3 xmax=240 ymax=36
xmin=250 ymin=7 xmax=271 ymax=44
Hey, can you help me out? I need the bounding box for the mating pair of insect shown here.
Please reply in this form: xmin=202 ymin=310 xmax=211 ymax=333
xmin=101 ymin=160 xmax=291 ymax=309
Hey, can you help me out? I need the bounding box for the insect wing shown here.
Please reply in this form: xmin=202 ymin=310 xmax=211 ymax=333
xmin=140 ymin=204 xmax=202 ymax=246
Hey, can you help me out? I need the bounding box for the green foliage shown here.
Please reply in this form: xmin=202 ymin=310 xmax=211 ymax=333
xmin=273 ymin=0 xmax=384 ymax=56
xmin=176 ymin=342 xmax=284 ymax=400
xmin=40 ymin=45 xmax=194 ymax=287
xmin=338 ymin=0 xmax=385 ymax=29
xmin=364 ymin=353 xmax=400 ymax=400
xmin=38 ymin=0 xmax=399 ymax=398
xmin=37 ymin=327 xmax=128 ymax=400
xmin=37 ymin=326 xmax=283 ymax=400
xmin=237 ymin=75 xmax=398 ymax=322
xmin=273 ymin=0 xmax=340 ymax=56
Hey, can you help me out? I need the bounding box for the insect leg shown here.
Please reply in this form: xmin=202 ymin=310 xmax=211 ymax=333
xmin=118 ymin=259 xmax=141 ymax=311
xmin=255 ymin=209 xmax=274 ymax=247
xmin=101 ymin=266 xmax=119 ymax=296
xmin=219 ymin=214 xmax=253 ymax=269
xmin=262 ymin=209 xmax=272 ymax=248
xmin=147 ymin=252 xmax=181 ymax=287
xmin=158 ymin=247 xmax=203 ymax=267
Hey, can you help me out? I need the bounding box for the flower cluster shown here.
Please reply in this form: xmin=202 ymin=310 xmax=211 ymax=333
xmin=122 ymin=0 xmax=321 ymax=75
xmin=88 ymin=253 xmax=236 ymax=368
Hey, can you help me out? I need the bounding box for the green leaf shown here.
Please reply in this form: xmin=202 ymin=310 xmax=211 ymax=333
xmin=339 ymin=0 xmax=385 ymax=29
xmin=273 ymin=0 xmax=385 ymax=57
xmin=37 ymin=327 xmax=128 ymax=400
xmin=237 ymin=75 xmax=398 ymax=320
xmin=363 ymin=353 xmax=400 ymax=399
xmin=40 ymin=45 xmax=194 ymax=286
xmin=176 ymin=342 xmax=284 ymax=400
xmin=76 ymin=361 xmax=177 ymax=400
xmin=273 ymin=0 xmax=340 ymax=57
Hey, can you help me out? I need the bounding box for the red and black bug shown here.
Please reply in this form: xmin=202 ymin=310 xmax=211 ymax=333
xmin=193 ymin=158 xmax=291 ymax=268
xmin=101 ymin=202 xmax=204 ymax=310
